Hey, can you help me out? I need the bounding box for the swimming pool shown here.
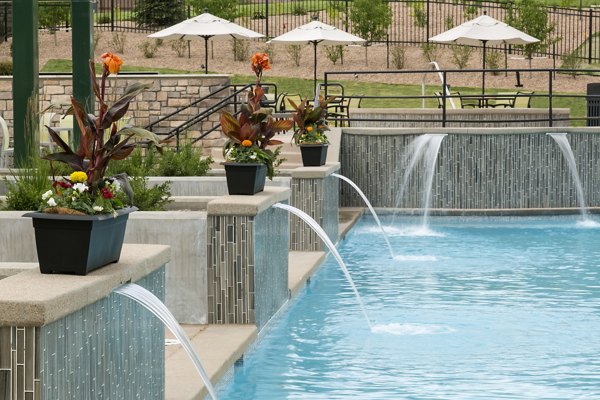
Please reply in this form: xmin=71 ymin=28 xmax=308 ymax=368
xmin=217 ymin=215 xmax=600 ymax=399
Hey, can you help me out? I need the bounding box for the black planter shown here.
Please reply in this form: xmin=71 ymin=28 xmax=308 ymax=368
xmin=23 ymin=207 xmax=137 ymax=275
xmin=224 ymin=163 xmax=267 ymax=195
xmin=300 ymin=144 xmax=328 ymax=166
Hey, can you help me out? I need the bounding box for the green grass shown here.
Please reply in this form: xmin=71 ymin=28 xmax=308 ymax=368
xmin=42 ymin=59 xmax=586 ymax=125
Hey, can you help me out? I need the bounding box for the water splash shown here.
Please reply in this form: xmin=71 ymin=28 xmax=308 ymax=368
xmin=372 ymin=323 xmax=455 ymax=335
xmin=273 ymin=203 xmax=373 ymax=328
xmin=332 ymin=173 xmax=394 ymax=258
xmin=384 ymin=225 xmax=445 ymax=237
xmin=392 ymin=134 xmax=447 ymax=230
xmin=547 ymin=133 xmax=597 ymax=225
xmin=114 ymin=284 xmax=219 ymax=400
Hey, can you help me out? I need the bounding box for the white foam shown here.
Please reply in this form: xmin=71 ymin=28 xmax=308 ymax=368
xmin=576 ymin=219 xmax=600 ymax=228
xmin=371 ymin=323 xmax=455 ymax=336
xmin=393 ymin=255 xmax=438 ymax=262
xmin=384 ymin=226 xmax=445 ymax=237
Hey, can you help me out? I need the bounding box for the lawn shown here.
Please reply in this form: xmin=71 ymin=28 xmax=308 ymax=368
xmin=42 ymin=59 xmax=587 ymax=125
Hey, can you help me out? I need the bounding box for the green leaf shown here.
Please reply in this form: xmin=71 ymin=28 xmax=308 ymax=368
xmin=100 ymin=82 xmax=151 ymax=129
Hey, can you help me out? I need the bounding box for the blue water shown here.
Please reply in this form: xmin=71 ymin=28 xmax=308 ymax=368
xmin=217 ymin=216 xmax=600 ymax=399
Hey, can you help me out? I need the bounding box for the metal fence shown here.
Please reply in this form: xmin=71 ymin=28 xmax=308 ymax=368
xmin=2 ymin=0 xmax=600 ymax=61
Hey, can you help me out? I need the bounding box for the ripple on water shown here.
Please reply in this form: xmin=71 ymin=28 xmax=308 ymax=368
xmin=371 ymin=323 xmax=455 ymax=336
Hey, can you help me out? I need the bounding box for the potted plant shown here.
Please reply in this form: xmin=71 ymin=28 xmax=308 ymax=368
xmin=219 ymin=53 xmax=293 ymax=195
xmin=288 ymin=96 xmax=335 ymax=166
xmin=23 ymin=52 xmax=162 ymax=275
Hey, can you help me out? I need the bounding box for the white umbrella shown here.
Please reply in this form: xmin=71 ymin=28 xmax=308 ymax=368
xmin=429 ymin=13 xmax=539 ymax=93
xmin=149 ymin=12 xmax=264 ymax=74
xmin=268 ymin=19 xmax=366 ymax=93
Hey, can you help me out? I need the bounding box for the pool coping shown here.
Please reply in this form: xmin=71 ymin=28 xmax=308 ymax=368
xmin=164 ymin=207 xmax=364 ymax=399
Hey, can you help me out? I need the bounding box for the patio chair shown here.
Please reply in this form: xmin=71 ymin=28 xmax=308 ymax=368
xmin=514 ymin=91 xmax=534 ymax=108
xmin=328 ymin=95 xmax=363 ymax=127
xmin=282 ymin=94 xmax=302 ymax=111
xmin=0 ymin=115 xmax=13 ymax=168
xmin=434 ymin=91 xmax=462 ymax=109
xmin=488 ymin=92 xmax=517 ymax=108
xmin=39 ymin=112 xmax=58 ymax=149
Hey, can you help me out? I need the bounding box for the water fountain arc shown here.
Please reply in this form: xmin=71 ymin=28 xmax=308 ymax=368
xmin=331 ymin=173 xmax=394 ymax=258
xmin=114 ymin=284 xmax=219 ymax=400
xmin=272 ymin=202 xmax=373 ymax=328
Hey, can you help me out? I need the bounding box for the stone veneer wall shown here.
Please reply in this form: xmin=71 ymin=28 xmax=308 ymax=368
xmin=340 ymin=128 xmax=600 ymax=209
xmin=207 ymin=203 xmax=289 ymax=330
xmin=0 ymin=268 xmax=165 ymax=400
xmin=349 ymin=108 xmax=570 ymax=128
xmin=0 ymin=74 xmax=231 ymax=151
xmin=290 ymin=174 xmax=340 ymax=251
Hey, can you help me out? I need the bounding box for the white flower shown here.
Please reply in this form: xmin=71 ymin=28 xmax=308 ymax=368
xmin=72 ymin=196 xmax=77 ymax=202
xmin=47 ymin=197 xmax=57 ymax=207
xmin=161 ymin=195 xmax=169 ymax=201
xmin=41 ymin=190 xmax=53 ymax=200
xmin=250 ymin=153 xmax=257 ymax=160
xmin=112 ymin=180 xmax=121 ymax=191
xmin=93 ymin=205 xmax=104 ymax=212
xmin=73 ymin=183 xmax=88 ymax=193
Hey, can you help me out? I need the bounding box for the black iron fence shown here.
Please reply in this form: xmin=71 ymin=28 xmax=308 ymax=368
xmin=2 ymin=0 xmax=600 ymax=61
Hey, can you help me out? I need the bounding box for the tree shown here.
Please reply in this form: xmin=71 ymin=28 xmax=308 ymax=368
xmin=350 ymin=0 xmax=392 ymax=66
xmin=39 ymin=5 xmax=70 ymax=46
xmin=134 ymin=0 xmax=186 ymax=28
xmin=188 ymin=0 xmax=238 ymax=21
xmin=506 ymin=0 xmax=557 ymax=71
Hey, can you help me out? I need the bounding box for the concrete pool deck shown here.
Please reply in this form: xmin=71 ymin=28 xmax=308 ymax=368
xmin=165 ymin=207 xmax=364 ymax=399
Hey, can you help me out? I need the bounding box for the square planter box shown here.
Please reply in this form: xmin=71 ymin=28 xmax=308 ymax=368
xmin=300 ymin=144 xmax=328 ymax=166
xmin=224 ymin=163 xmax=267 ymax=195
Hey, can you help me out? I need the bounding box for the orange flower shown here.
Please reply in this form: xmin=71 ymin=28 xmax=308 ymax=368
xmin=306 ymin=126 xmax=313 ymax=132
xmin=251 ymin=53 xmax=270 ymax=77
xmin=241 ymin=139 xmax=253 ymax=147
xmin=101 ymin=52 xmax=123 ymax=74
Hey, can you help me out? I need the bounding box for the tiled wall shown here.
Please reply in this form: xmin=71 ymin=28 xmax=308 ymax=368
xmin=340 ymin=131 xmax=600 ymax=209
xmin=207 ymin=206 xmax=289 ymax=329
xmin=290 ymin=175 xmax=339 ymax=250
xmin=0 ymin=268 xmax=165 ymax=400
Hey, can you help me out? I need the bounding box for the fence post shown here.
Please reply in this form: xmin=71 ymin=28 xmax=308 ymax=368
xmin=548 ymin=70 xmax=553 ymax=127
xmin=110 ymin=0 xmax=114 ymax=31
xmin=426 ymin=0 xmax=430 ymax=41
xmin=345 ymin=0 xmax=349 ymax=32
xmin=2 ymin=5 xmax=7 ymax=42
xmin=265 ymin=0 xmax=269 ymax=39
xmin=589 ymin=8 xmax=594 ymax=64
xmin=441 ymin=71 xmax=447 ymax=128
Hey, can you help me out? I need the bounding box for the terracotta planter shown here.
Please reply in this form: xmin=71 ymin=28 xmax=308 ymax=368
xmin=23 ymin=207 xmax=136 ymax=275
xmin=224 ymin=163 xmax=267 ymax=195
xmin=300 ymin=144 xmax=328 ymax=166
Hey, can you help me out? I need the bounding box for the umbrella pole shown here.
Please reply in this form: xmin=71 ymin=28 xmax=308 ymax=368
xmin=313 ymin=41 xmax=317 ymax=95
xmin=204 ymin=37 xmax=209 ymax=74
xmin=482 ymin=40 xmax=487 ymax=95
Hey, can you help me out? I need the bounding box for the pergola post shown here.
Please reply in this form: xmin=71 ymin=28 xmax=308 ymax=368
xmin=71 ymin=0 xmax=94 ymax=148
xmin=11 ymin=0 xmax=39 ymax=165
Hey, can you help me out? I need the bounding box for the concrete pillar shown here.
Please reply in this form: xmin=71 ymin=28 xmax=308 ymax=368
xmin=290 ymin=163 xmax=341 ymax=251
xmin=11 ymin=0 xmax=38 ymax=165
xmin=206 ymin=188 xmax=290 ymax=330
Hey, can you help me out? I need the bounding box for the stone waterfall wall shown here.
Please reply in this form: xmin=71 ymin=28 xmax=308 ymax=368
xmin=340 ymin=127 xmax=600 ymax=209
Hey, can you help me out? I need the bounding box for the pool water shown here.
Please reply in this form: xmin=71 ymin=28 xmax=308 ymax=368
xmin=217 ymin=216 xmax=600 ymax=399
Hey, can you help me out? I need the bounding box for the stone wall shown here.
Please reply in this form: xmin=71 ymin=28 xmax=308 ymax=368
xmin=0 ymin=74 xmax=231 ymax=152
xmin=340 ymin=127 xmax=600 ymax=210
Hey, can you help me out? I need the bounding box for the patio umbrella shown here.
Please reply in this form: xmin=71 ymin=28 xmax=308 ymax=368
xmin=429 ymin=13 xmax=539 ymax=93
xmin=148 ymin=12 xmax=264 ymax=74
xmin=268 ymin=19 xmax=366 ymax=93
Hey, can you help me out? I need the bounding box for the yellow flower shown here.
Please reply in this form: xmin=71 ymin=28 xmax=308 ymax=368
xmin=101 ymin=52 xmax=123 ymax=75
xmin=241 ymin=139 xmax=253 ymax=147
xmin=70 ymin=171 xmax=88 ymax=183
xmin=306 ymin=126 xmax=313 ymax=132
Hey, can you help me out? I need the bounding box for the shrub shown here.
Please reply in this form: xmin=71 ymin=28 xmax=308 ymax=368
xmin=134 ymin=0 xmax=186 ymax=28
xmin=96 ymin=13 xmax=111 ymax=24
xmin=125 ymin=176 xmax=172 ymax=211
xmin=171 ymin=39 xmax=188 ymax=58
xmin=391 ymin=46 xmax=406 ymax=69
xmin=252 ymin=11 xmax=266 ymax=19
xmin=485 ymin=51 xmax=502 ymax=75
xmin=445 ymin=16 xmax=454 ymax=29
xmin=0 ymin=61 xmax=12 ymax=76
xmin=561 ymin=51 xmax=583 ymax=78
xmin=139 ymin=40 xmax=158 ymax=58
xmin=292 ymin=5 xmax=307 ymax=15
xmin=107 ymin=148 xmax=157 ymax=177
xmin=420 ymin=43 xmax=439 ymax=63
xmin=154 ymin=144 xmax=213 ymax=177
xmin=39 ymin=5 xmax=70 ymax=33
xmin=324 ymin=45 xmax=345 ymax=65
xmin=412 ymin=4 xmax=427 ymax=28
xmin=108 ymin=32 xmax=127 ymax=54
xmin=232 ymin=38 xmax=250 ymax=62
xmin=450 ymin=44 xmax=472 ymax=69
xmin=3 ymin=159 xmax=52 ymax=211
xmin=287 ymin=44 xmax=302 ymax=67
